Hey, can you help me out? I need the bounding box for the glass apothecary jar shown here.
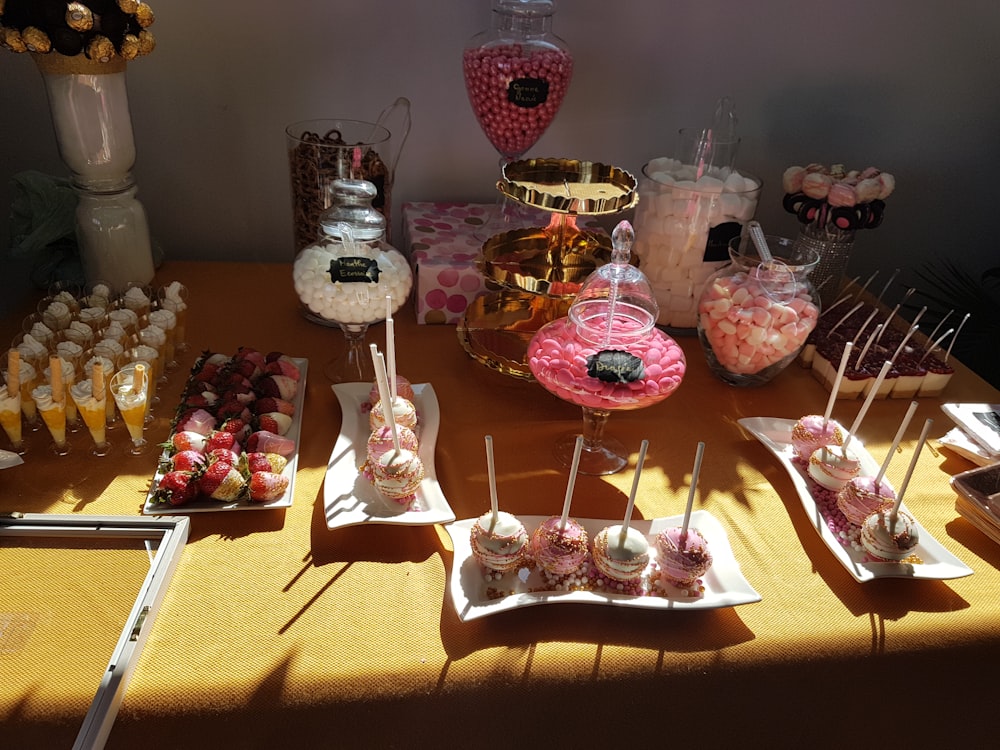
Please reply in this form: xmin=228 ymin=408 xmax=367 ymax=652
xmin=463 ymin=0 xmax=573 ymax=163
xmin=292 ymin=179 xmax=412 ymax=382
xmin=697 ymin=234 xmax=820 ymax=387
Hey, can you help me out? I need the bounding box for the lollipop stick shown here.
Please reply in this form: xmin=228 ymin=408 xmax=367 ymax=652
xmin=874 ymin=400 xmax=918 ymax=486
xmin=370 ymin=344 xmax=400 ymax=453
xmin=944 ymin=313 xmax=971 ymax=364
xmin=618 ymin=439 xmax=649 ymax=546
xmin=485 ymin=435 xmax=499 ymax=526
xmin=385 ymin=295 xmax=397 ymax=401
xmin=889 ymin=418 xmax=933 ymax=524
xmin=824 ymin=342 xmax=854 ymax=423
xmin=841 ymin=360 xmax=892 ymax=453
xmin=680 ymin=442 xmax=706 ymax=545
xmin=854 ymin=324 xmax=882 ymax=370
xmin=559 ymin=435 xmax=584 ymax=530
xmin=918 ymin=327 xmax=954 ymax=366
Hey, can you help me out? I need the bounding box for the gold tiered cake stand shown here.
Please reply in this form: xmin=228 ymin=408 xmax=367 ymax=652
xmin=457 ymin=158 xmax=639 ymax=380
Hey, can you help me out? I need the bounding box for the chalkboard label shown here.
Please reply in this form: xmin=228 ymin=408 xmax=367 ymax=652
xmin=586 ymin=350 xmax=645 ymax=384
xmin=328 ymin=257 xmax=381 ymax=283
xmin=703 ymin=221 xmax=742 ymax=263
xmin=507 ymin=78 xmax=549 ymax=108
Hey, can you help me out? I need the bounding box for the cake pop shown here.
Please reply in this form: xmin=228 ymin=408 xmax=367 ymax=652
xmin=591 ymin=440 xmax=650 ymax=590
xmin=469 ymin=435 xmax=528 ymax=576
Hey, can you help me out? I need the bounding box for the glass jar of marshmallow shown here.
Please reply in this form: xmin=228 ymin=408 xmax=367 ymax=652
xmin=631 ymin=151 xmax=761 ymax=333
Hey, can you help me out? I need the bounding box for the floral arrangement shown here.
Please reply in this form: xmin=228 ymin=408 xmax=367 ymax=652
xmin=0 ymin=1 xmax=155 ymax=62
xmin=781 ymin=163 xmax=895 ymax=238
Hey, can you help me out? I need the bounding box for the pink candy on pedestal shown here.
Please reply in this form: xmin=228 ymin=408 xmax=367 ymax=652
xmin=699 ymin=271 xmax=819 ymax=376
xmin=527 ymin=317 xmax=685 ymax=411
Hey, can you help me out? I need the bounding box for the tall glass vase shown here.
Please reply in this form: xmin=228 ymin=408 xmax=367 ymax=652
xmin=793 ymin=222 xmax=855 ymax=309
xmin=33 ymin=53 xmax=155 ymax=294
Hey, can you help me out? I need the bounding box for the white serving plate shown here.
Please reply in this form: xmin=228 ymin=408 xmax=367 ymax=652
xmin=324 ymin=383 xmax=455 ymax=529
xmin=0 ymin=449 xmax=24 ymax=469
xmin=143 ymin=357 xmax=308 ymax=514
xmin=739 ymin=416 xmax=974 ymax=582
xmin=444 ymin=510 xmax=760 ymax=621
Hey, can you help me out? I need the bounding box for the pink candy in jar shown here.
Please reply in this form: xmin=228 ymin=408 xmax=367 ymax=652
xmin=698 ymin=235 xmax=820 ymax=386
xmin=528 ymin=310 xmax=686 ymax=411
xmin=463 ymin=0 xmax=573 ymax=160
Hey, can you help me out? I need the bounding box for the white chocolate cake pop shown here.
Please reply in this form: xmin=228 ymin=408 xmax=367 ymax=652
xmin=860 ymin=509 xmax=919 ymax=561
xmin=592 ymin=525 xmax=649 ymax=583
xmin=470 ymin=511 xmax=528 ymax=574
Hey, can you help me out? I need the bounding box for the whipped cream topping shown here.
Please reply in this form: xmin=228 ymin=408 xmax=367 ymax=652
xmin=31 ymin=384 xmax=60 ymax=411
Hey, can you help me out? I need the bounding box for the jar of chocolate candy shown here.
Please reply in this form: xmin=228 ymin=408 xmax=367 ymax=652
xmin=292 ymin=179 xmax=413 ymax=381
xmin=463 ymin=0 xmax=573 ymax=163
xmin=697 ymin=234 xmax=820 ymax=387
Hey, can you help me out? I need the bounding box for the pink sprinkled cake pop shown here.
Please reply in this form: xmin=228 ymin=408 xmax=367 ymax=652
xmin=791 ymin=342 xmax=852 ymax=461
xmin=529 ymin=516 xmax=589 ymax=576
xmin=655 ymin=526 xmax=713 ymax=586
xmin=361 ymin=424 xmax=419 ymax=482
xmin=528 ymin=435 xmax=589 ymax=579
xmin=655 ymin=442 xmax=713 ymax=588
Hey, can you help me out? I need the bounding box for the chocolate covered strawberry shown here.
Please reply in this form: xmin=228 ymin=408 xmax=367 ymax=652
xmin=255 ymin=374 xmax=298 ymax=400
xmin=173 ymin=407 xmax=217 ymax=436
xmin=244 ymin=451 xmax=288 ymax=474
xmin=153 ymin=470 xmax=199 ymax=506
xmin=205 ymin=430 xmax=241 ymax=455
xmin=256 ymin=412 xmax=293 ymax=436
xmin=248 ymin=471 xmax=289 ymax=503
xmin=254 ymin=396 xmax=295 ymax=416
xmin=171 ymin=430 xmax=208 ymax=454
xmin=198 ymin=461 xmax=246 ymax=502
xmin=264 ymin=357 xmax=301 ymax=381
xmin=166 ymin=449 xmax=207 ymax=473
xmin=245 ymin=430 xmax=295 ymax=456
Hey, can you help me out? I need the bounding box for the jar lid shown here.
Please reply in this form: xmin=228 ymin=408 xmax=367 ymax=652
xmin=494 ymin=0 xmax=556 ymax=16
xmin=319 ymin=179 xmax=386 ymax=242
xmin=569 ymin=220 xmax=658 ymax=345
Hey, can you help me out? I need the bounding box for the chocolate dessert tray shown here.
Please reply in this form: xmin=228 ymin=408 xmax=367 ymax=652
xmin=143 ymin=357 xmax=308 ymax=514
xmin=325 ymin=383 xmax=455 ymax=530
xmin=740 ymin=417 xmax=973 ymax=582
xmin=444 ymin=511 xmax=760 ymax=622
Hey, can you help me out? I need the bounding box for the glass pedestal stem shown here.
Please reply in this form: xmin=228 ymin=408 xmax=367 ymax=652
xmin=325 ymin=323 xmax=374 ymax=383
xmin=553 ymin=406 xmax=628 ymax=476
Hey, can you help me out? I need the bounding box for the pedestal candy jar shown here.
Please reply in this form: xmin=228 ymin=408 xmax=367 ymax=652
xmin=528 ymin=220 xmax=686 ymax=475
xmin=292 ymin=179 xmax=412 ymax=382
xmin=697 ymin=234 xmax=820 ymax=387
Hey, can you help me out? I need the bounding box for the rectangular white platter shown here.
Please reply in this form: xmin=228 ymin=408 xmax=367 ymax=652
xmin=444 ymin=510 xmax=761 ymax=621
xmin=324 ymin=383 xmax=455 ymax=530
xmin=739 ymin=416 xmax=973 ymax=582
xmin=143 ymin=357 xmax=308 ymax=514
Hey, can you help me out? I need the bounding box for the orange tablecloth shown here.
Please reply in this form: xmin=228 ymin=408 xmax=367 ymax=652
xmin=3 ymin=262 xmax=1000 ymax=748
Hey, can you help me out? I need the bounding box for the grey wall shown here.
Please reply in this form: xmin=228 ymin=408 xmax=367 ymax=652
xmin=2 ymin=0 xmax=998 ymax=316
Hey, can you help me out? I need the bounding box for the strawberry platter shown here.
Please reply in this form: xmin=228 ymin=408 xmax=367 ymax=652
xmin=143 ymin=349 xmax=308 ymax=514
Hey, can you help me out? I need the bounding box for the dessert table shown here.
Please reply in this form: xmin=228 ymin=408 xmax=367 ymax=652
xmin=3 ymin=261 xmax=1000 ymax=748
